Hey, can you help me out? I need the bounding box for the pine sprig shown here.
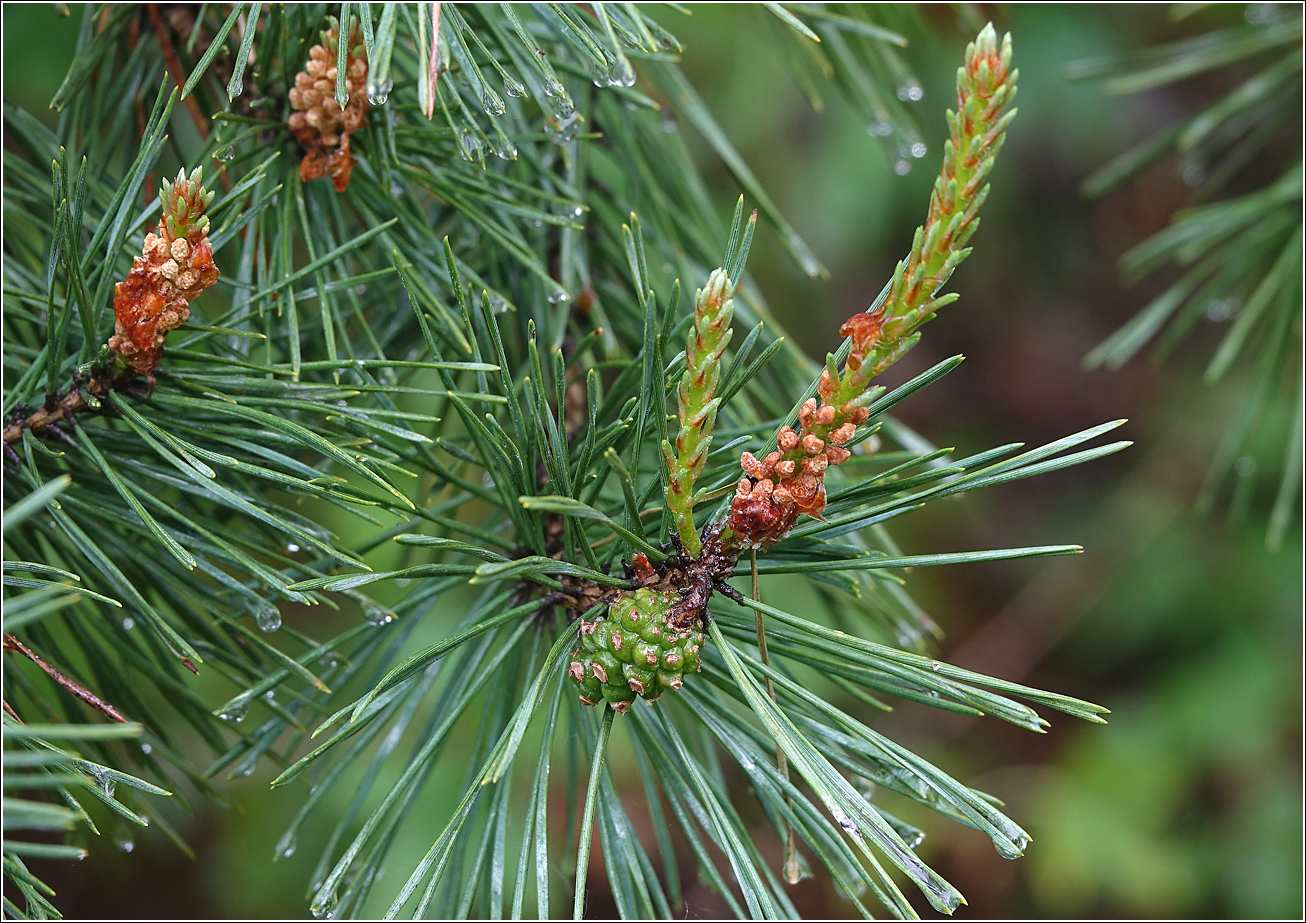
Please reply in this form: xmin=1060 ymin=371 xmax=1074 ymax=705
xmin=3 ymin=8 xmax=1122 ymax=920
xmin=727 ymin=23 xmax=1019 ymax=545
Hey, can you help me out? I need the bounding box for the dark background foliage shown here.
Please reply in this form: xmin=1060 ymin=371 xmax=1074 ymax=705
xmin=3 ymin=4 xmax=1300 ymax=919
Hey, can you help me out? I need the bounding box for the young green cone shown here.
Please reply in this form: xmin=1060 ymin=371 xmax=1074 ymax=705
xmin=569 ymin=588 xmax=706 ymax=713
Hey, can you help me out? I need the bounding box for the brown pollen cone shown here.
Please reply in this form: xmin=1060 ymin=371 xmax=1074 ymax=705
xmin=108 ymin=168 xmax=219 ymax=376
xmin=288 ymin=24 xmax=368 ymax=192
xmin=727 ymin=311 xmax=881 ymax=550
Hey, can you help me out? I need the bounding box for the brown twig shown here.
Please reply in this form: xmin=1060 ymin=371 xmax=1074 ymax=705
xmin=424 ymin=2 xmax=442 ymax=120
xmin=2 ymin=370 xmax=136 ymax=448
xmin=4 ymin=634 xmax=128 ymax=723
xmin=146 ymin=3 xmax=210 ymax=140
xmin=127 ymin=13 xmax=155 ymax=209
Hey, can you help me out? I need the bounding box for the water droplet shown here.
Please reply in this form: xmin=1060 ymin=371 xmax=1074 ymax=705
xmin=1206 ymin=298 xmax=1238 ymax=322
xmin=548 ymin=96 xmax=580 ymax=143
xmin=930 ymin=882 xmax=964 ymax=913
xmin=265 ymin=689 xmax=277 ymax=700
xmin=255 ymin=606 xmax=282 ymax=632
xmin=482 ymin=88 xmax=506 ymax=117
xmin=893 ymin=159 xmax=911 ymax=176
xmin=930 ymin=661 xmax=941 ymax=672
xmin=286 ymin=543 xmax=301 ymax=553
xmin=353 ymin=284 xmax=366 ymax=296
xmin=83 ymin=765 xmax=116 ymax=797
xmin=546 ymin=286 xmax=570 ymax=304
xmin=543 ymin=75 xmax=569 ymax=100
xmin=219 ymin=701 xmax=250 ymax=723
xmin=366 ymin=76 xmax=393 ymax=107
xmin=140 ymin=743 xmax=152 ymax=755
xmin=557 ymin=204 xmax=584 ymax=220
xmin=784 ymin=850 xmax=813 ymax=883
xmin=548 ymin=122 xmax=579 ymax=144
xmin=660 ymin=119 xmax=677 ymax=133
xmin=457 ymin=130 xmax=485 ymax=162
xmin=310 ymin=889 xmax=339 ymax=919
xmin=604 ymin=58 xmax=636 ymax=88
xmin=869 ymin=121 xmax=893 ymax=137
xmin=277 ymin=832 xmax=298 ymax=858
xmin=390 ymin=183 xmax=405 ymax=198
xmin=897 ymin=84 xmax=924 ymax=102
xmin=115 ymin=831 xmax=134 ymax=853
xmin=910 ymin=142 xmax=928 ymax=158
xmin=1246 ymin=3 xmax=1282 ymax=23
xmin=504 ymin=77 xmax=527 ymax=98
xmin=121 ymin=617 xmax=136 ymax=630
xmin=1235 ymin=456 xmax=1257 ymax=477
xmin=994 ymin=833 xmax=1028 ymax=859
xmin=319 ymin=652 xmax=342 ymax=668
xmin=553 ymin=94 xmax=577 ymax=119
xmin=218 ymin=146 xmax=235 ymax=162
xmin=489 ymin=133 xmax=518 ymax=161
xmin=363 ymin=603 xmax=396 ymax=626
xmin=1182 ymin=163 xmax=1206 ymax=186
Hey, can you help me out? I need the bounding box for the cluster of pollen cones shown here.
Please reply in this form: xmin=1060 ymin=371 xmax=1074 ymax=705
xmin=109 ymin=169 xmax=218 ymax=376
xmin=728 ymin=313 xmax=881 ymax=550
xmin=288 ymin=25 xmax=368 ymax=191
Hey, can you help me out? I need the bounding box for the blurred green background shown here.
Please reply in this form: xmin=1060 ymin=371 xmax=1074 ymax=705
xmin=3 ymin=4 xmax=1301 ymax=919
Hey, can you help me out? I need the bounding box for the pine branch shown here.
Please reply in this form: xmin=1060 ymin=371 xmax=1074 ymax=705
xmin=3 ymin=8 xmax=1123 ymax=920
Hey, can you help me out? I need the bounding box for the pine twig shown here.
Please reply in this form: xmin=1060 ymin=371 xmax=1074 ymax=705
xmin=3 ymin=371 xmax=123 ymax=447
xmin=3 ymin=634 xmax=128 ymax=723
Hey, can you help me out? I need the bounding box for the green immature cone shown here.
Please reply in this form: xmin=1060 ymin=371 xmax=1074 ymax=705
xmin=663 ymin=266 xmax=737 ymax=558
xmin=568 ymin=588 xmax=706 ymax=713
